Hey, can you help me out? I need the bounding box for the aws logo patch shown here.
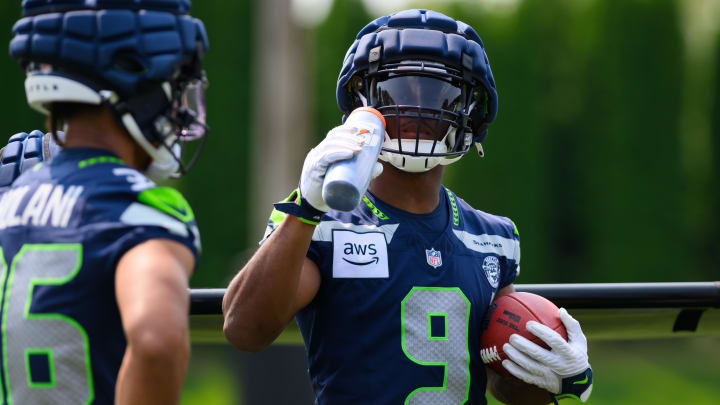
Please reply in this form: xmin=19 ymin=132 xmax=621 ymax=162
xmin=332 ymin=230 xmax=388 ymax=278
xmin=342 ymin=243 xmax=379 ymax=265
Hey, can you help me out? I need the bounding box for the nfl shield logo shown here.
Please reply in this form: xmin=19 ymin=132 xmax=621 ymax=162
xmin=426 ymin=248 xmax=442 ymax=268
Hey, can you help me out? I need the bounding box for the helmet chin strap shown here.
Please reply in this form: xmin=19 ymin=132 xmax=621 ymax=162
xmin=112 ymin=81 xmax=186 ymax=181
xmin=120 ymin=111 xmax=181 ymax=181
xmin=378 ymin=133 xmax=462 ymax=173
xmin=144 ymin=144 xmax=181 ymax=180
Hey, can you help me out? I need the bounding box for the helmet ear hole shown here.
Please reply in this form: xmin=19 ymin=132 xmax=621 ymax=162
xmin=112 ymin=53 xmax=147 ymax=75
xmin=346 ymin=76 xmax=367 ymax=109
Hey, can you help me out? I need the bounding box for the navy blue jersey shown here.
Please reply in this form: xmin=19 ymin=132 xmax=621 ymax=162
xmin=0 ymin=148 xmax=200 ymax=405
xmin=263 ymin=187 xmax=519 ymax=405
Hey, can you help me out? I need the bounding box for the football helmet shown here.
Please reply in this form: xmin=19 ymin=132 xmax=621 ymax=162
xmin=9 ymin=0 xmax=209 ymax=179
xmin=337 ymin=9 xmax=498 ymax=172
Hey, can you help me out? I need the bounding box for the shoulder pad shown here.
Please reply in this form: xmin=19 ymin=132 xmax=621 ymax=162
xmin=449 ymin=189 xmax=519 ymax=240
xmin=137 ymin=186 xmax=195 ymax=224
xmin=115 ymin=185 xmax=201 ymax=253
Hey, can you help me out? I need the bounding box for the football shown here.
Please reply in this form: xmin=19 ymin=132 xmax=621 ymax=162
xmin=480 ymin=292 xmax=567 ymax=377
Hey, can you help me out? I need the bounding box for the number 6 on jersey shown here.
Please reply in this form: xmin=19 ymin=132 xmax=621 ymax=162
xmin=0 ymin=245 xmax=93 ymax=405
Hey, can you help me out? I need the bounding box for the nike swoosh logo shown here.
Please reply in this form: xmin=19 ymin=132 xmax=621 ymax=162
xmin=165 ymin=204 xmax=188 ymax=217
xmin=573 ymin=375 xmax=589 ymax=385
xmin=342 ymin=257 xmax=379 ymax=266
xmin=156 ymin=200 xmax=188 ymax=218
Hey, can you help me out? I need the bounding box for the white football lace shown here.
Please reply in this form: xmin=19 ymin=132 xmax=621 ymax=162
xmin=480 ymin=346 xmax=502 ymax=364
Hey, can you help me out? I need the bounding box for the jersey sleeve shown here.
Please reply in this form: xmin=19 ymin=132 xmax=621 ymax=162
xmin=82 ymin=167 xmax=201 ymax=271
xmin=499 ymin=217 xmax=520 ymax=289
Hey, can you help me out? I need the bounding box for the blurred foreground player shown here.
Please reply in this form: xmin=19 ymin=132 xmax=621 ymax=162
xmin=223 ymin=9 xmax=592 ymax=405
xmin=0 ymin=0 xmax=208 ymax=403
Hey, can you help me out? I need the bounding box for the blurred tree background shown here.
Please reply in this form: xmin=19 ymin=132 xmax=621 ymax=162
xmin=1 ymin=0 xmax=719 ymax=403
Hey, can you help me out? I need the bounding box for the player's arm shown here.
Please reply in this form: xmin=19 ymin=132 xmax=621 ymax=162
xmin=114 ymin=239 xmax=194 ymax=405
xmin=223 ymin=216 xmax=321 ymax=351
xmin=488 ymin=370 xmax=556 ymax=405
xmin=223 ymin=123 xmax=379 ymax=351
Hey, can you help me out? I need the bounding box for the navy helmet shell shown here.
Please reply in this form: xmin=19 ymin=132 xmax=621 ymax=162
xmin=10 ymin=0 xmax=207 ymax=98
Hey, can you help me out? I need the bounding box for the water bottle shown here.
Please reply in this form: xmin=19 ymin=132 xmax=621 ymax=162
xmin=322 ymin=107 xmax=386 ymax=212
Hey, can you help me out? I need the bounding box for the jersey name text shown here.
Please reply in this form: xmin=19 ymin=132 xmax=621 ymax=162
xmin=0 ymin=184 xmax=84 ymax=229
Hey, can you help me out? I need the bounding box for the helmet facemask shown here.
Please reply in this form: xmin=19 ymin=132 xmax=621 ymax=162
xmin=349 ymin=60 xmax=487 ymax=173
xmin=114 ymin=46 xmax=209 ymax=180
xmin=147 ymin=65 xmax=210 ymax=179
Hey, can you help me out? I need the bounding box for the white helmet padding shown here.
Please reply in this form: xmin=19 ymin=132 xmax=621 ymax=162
xmin=379 ymin=130 xmax=463 ymax=173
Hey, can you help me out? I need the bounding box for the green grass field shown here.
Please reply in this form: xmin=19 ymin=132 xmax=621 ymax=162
xmin=182 ymin=336 xmax=720 ymax=404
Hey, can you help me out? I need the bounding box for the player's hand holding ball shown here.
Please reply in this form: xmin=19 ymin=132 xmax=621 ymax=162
xmin=481 ymin=293 xmax=592 ymax=402
xmin=503 ymin=307 xmax=593 ymax=402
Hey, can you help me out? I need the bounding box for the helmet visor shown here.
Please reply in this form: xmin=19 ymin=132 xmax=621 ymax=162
xmin=179 ymin=77 xmax=208 ymax=141
xmin=166 ymin=75 xmax=209 ymax=177
xmin=374 ymin=75 xmax=463 ymax=143
xmin=375 ymin=75 xmax=463 ymax=112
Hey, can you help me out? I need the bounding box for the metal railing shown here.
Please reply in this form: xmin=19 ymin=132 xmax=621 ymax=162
xmin=189 ymin=282 xmax=720 ymax=342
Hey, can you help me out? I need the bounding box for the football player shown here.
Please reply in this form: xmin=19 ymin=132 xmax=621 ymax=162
xmin=223 ymin=9 xmax=592 ymax=405
xmin=0 ymin=0 xmax=208 ymax=404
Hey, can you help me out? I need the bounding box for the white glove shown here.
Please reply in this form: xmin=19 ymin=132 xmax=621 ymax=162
xmin=502 ymin=308 xmax=593 ymax=402
xmin=299 ymin=124 xmax=383 ymax=212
